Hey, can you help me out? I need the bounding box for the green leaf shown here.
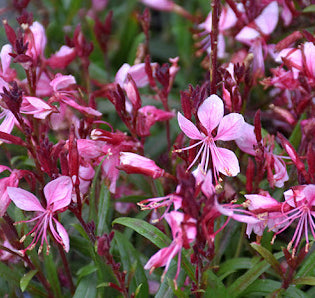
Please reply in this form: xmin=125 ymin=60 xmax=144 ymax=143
xmin=20 ymin=270 xmax=38 ymax=292
xmin=76 ymin=263 xmax=98 ymax=284
xmin=96 ymin=183 xmax=111 ymax=236
xmin=243 ymin=279 xmax=281 ymax=296
xmin=44 ymin=252 xmax=62 ymax=297
xmin=303 ymin=4 xmax=315 ymax=12
xmin=154 ymin=179 xmax=165 ymax=197
xmin=73 ymin=274 xmax=97 ymax=298
xmin=250 ymin=243 xmax=283 ymax=276
xmin=227 ymin=252 xmax=283 ymax=297
xmin=113 ymin=217 xmax=171 ymax=248
xmin=71 ymin=223 xmax=90 ymax=241
xmin=204 ymin=269 xmax=228 ymax=298
xmin=296 ymin=245 xmax=315 ymax=278
xmin=293 ymin=276 xmax=315 ymax=286
xmin=89 ymin=157 xmax=106 ymax=222
xmin=114 ymin=231 xmax=149 ymax=298
xmin=289 ymin=113 xmax=306 ymax=150
xmin=217 ymin=258 xmax=253 ymax=280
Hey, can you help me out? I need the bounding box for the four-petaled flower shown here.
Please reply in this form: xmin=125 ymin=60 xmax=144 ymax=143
xmin=144 ymin=211 xmax=196 ymax=282
xmin=7 ymin=176 xmax=73 ymax=255
xmin=177 ymin=94 xmax=244 ymax=181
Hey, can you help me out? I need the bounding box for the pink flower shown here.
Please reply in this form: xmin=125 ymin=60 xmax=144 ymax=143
xmin=0 ymin=44 xmax=16 ymax=81
xmin=144 ymin=211 xmax=196 ymax=281
xmin=235 ymin=122 xmax=289 ymax=188
xmin=47 ymin=45 xmax=76 ymax=69
xmin=197 ymin=4 xmax=240 ymax=58
xmin=0 ymin=166 xmax=20 ymax=216
xmin=119 ymin=152 xmax=165 ymax=179
xmin=20 ymin=96 xmax=57 ymax=119
xmin=235 ymin=2 xmax=279 ymax=78
xmin=276 ymin=42 xmax=315 ymax=80
xmin=115 ymin=62 xmax=157 ymax=88
xmin=49 ymin=73 xmax=102 ymax=117
xmin=272 ymin=185 xmax=315 ymax=253
xmin=25 ymin=21 xmax=47 ymax=61
xmin=177 ymin=94 xmax=244 ymax=180
xmin=136 ymin=105 xmax=174 ymax=136
xmin=138 ymin=185 xmax=182 ymax=220
xmin=244 ymin=193 xmax=282 ymax=237
xmin=7 ymin=176 xmax=73 ymax=255
xmin=140 ymin=0 xmax=174 ymax=11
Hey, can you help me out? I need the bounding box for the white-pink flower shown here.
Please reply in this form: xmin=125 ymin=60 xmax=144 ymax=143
xmin=7 ymin=176 xmax=73 ymax=255
xmin=177 ymin=94 xmax=244 ymax=180
xmin=144 ymin=211 xmax=196 ymax=281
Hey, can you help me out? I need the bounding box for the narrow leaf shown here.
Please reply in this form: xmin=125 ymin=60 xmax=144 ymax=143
xmin=20 ymin=270 xmax=38 ymax=292
xmin=293 ymin=276 xmax=315 ymax=286
xmin=250 ymin=243 xmax=283 ymax=277
xmin=227 ymin=252 xmax=283 ymax=297
xmin=44 ymin=252 xmax=62 ymax=297
xmin=97 ymin=183 xmax=111 ymax=236
xmin=113 ymin=217 xmax=171 ymax=248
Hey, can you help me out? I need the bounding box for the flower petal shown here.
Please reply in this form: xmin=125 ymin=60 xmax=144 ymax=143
xmin=7 ymin=187 xmax=44 ymax=212
xmin=211 ymin=146 xmax=240 ymax=176
xmin=54 ymin=219 xmax=70 ymax=252
xmin=177 ymin=112 xmax=203 ymax=140
xmin=198 ymin=94 xmax=224 ymax=133
xmin=255 ymin=1 xmax=278 ymax=35
xmin=244 ymin=194 xmax=279 ymax=210
xmin=44 ymin=176 xmax=73 ymax=211
xmin=235 ymin=122 xmax=257 ymax=155
xmin=215 ymin=113 xmax=244 ymax=141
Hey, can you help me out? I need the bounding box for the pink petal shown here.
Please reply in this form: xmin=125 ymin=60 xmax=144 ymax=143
xmin=235 ymin=122 xmax=257 ymax=155
xmin=197 ymin=95 xmax=224 ymax=134
xmin=50 ymin=74 xmax=76 ymax=92
xmin=201 ymin=170 xmax=215 ymax=198
xmin=0 ymin=44 xmax=12 ymax=75
xmin=54 ymin=219 xmax=70 ymax=252
xmin=215 ymin=113 xmax=244 ymax=141
xmin=255 ymin=2 xmax=278 ymax=35
xmin=219 ymin=6 xmax=237 ymax=31
xmin=47 ymin=46 xmax=76 ymax=69
xmin=231 ymin=214 xmax=260 ymax=224
xmin=44 ymin=176 xmax=72 ymax=211
xmin=115 ymin=63 xmax=130 ymax=86
xmin=27 ymin=22 xmax=47 ymax=59
xmin=140 ymin=0 xmax=174 ymax=11
xmin=235 ymin=27 xmax=260 ymax=45
xmin=177 ymin=112 xmax=203 ymax=140
xmin=303 ymin=185 xmax=315 ymax=205
xmin=144 ymin=244 xmax=177 ymax=270
xmin=61 ymin=97 xmax=102 ymax=117
xmin=211 ymin=146 xmax=240 ymax=176
xmin=7 ymin=187 xmax=45 ymax=212
xmin=0 ymin=110 xmax=16 ymax=135
xmin=304 ymin=42 xmax=315 ymax=77
xmin=244 ymin=194 xmax=279 ymax=210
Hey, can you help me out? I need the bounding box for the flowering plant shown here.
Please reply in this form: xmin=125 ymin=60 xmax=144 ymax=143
xmin=0 ymin=0 xmax=315 ymax=297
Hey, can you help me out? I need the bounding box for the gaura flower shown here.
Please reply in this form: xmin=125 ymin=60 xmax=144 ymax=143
xmin=144 ymin=211 xmax=196 ymax=282
xmin=271 ymin=185 xmax=315 ymax=254
xmin=244 ymin=185 xmax=315 ymax=254
xmin=177 ymin=94 xmax=244 ymax=181
xmin=7 ymin=176 xmax=73 ymax=255
xmin=119 ymin=152 xmax=166 ymax=179
xmin=235 ymin=122 xmax=289 ymax=188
